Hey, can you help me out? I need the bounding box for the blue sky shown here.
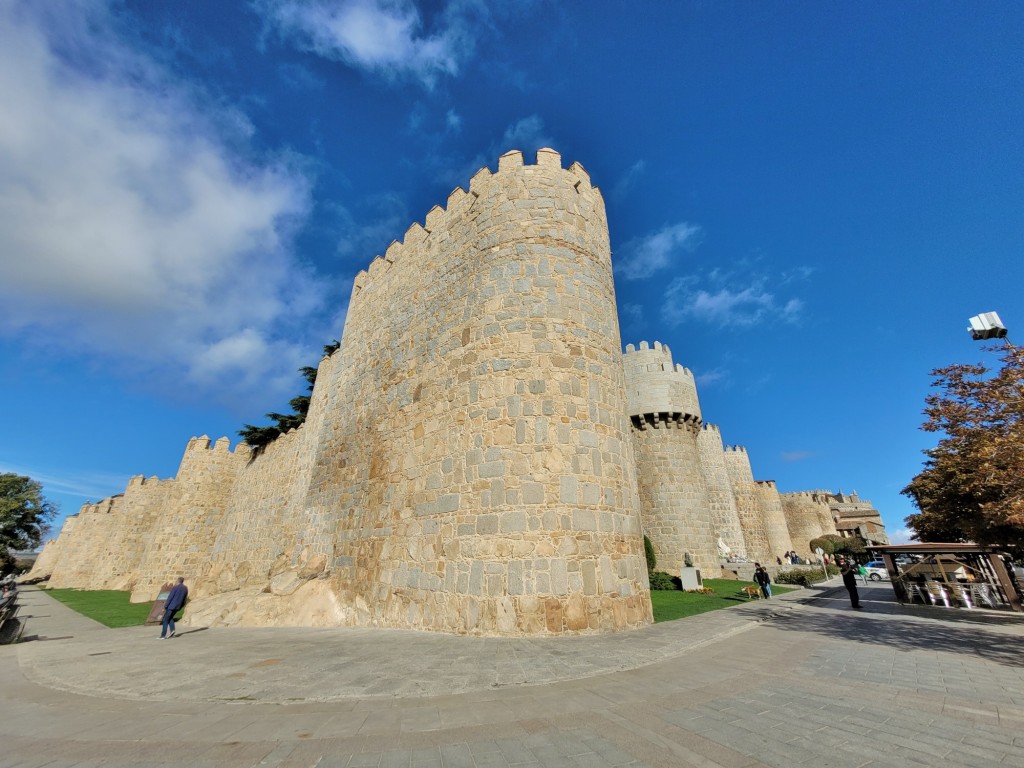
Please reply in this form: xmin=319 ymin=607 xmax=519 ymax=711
xmin=1 ymin=1 xmax=1022 ymax=545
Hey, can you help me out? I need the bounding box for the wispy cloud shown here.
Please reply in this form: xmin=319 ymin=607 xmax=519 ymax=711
xmin=614 ymin=223 xmax=702 ymax=281
xmin=257 ymin=0 xmax=481 ymax=87
xmin=0 ymin=461 xmax=130 ymax=505
xmin=695 ymin=368 xmax=728 ymax=388
xmin=500 ymin=116 xmax=554 ymax=155
xmin=442 ymin=115 xmax=557 ymax=187
xmin=0 ymin=2 xmax=329 ymax=409
xmin=611 ymin=160 xmax=646 ymax=201
xmin=780 ymin=450 xmax=813 ymax=462
xmin=662 ymin=274 xmax=804 ymax=328
xmin=620 ymin=303 xmax=644 ymax=325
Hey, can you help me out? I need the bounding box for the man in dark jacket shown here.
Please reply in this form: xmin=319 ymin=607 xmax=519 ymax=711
xmin=753 ymin=565 xmax=772 ymax=598
xmin=160 ymin=577 xmax=188 ymax=639
xmin=840 ymin=560 xmax=862 ymax=610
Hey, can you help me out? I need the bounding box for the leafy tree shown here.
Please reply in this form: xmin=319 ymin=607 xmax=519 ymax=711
xmin=0 ymin=473 xmax=57 ymax=574
xmin=832 ymin=536 xmax=867 ymax=557
xmin=902 ymin=344 xmax=1024 ymax=552
xmin=238 ymin=340 xmax=339 ymax=452
xmin=809 ymin=536 xmax=836 ymax=555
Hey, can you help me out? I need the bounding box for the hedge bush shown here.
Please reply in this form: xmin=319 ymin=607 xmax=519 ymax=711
xmin=774 ymin=565 xmax=836 ymax=586
xmin=648 ymin=570 xmax=682 ymax=590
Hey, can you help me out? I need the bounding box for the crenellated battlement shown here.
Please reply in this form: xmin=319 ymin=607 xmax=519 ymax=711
xmin=183 ymin=435 xmax=252 ymax=457
xmin=622 ymin=340 xmax=701 ymax=421
xmin=724 ymin=445 xmax=748 ymax=453
xmin=351 ymin=148 xmax=601 ymax=301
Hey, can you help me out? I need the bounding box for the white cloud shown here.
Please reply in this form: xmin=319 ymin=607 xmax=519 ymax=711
xmin=257 ymin=0 xmax=475 ymax=87
xmin=887 ymin=528 xmax=917 ymax=545
xmin=662 ymin=275 xmax=803 ymax=328
xmin=0 ymin=2 xmax=328 ymax=407
xmin=614 ymin=222 xmax=702 ymax=281
xmin=500 ymin=116 xmax=554 ymax=155
xmin=695 ymin=368 xmax=727 ymax=388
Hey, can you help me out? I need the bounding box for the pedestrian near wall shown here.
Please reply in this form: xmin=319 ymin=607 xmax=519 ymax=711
xmin=754 ymin=565 xmax=772 ymax=598
xmin=840 ymin=559 xmax=862 ymax=609
xmin=160 ymin=577 xmax=188 ymax=639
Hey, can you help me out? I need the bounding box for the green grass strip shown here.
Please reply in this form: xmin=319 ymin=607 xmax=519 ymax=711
xmin=43 ymin=588 xmax=153 ymax=628
xmin=650 ymin=578 xmax=795 ymax=622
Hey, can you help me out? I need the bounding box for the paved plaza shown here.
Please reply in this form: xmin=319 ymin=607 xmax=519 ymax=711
xmin=2 ymin=581 xmax=1023 ymax=767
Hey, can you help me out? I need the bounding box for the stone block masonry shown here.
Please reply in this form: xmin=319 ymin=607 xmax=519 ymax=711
xmin=31 ymin=148 xmax=885 ymax=635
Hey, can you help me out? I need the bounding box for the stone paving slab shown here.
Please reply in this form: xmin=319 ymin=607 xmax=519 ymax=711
xmin=2 ymin=582 xmax=1023 ymax=767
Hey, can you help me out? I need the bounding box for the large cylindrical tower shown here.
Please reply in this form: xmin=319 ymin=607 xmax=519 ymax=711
xmin=624 ymin=341 xmax=719 ymax=573
xmin=697 ymin=423 xmax=747 ymax=559
xmin=296 ymin=148 xmax=651 ymax=635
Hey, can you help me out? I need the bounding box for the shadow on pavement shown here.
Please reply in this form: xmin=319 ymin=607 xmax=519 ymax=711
xmin=765 ymin=604 xmax=1024 ymax=667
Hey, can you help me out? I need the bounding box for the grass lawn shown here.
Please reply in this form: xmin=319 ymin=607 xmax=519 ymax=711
xmin=43 ymin=589 xmax=153 ymax=628
xmin=650 ymin=578 xmax=796 ymax=622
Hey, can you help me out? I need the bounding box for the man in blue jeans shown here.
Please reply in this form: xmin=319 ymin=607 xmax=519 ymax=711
xmin=160 ymin=577 xmax=188 ymax=639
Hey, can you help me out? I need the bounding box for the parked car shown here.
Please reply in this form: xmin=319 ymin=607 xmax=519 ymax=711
xmin=863 ymin=561 xmax=889 ymax=581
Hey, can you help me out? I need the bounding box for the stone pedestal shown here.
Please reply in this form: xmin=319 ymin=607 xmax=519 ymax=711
xmin=680 ymin=567 xmax=703 ymax=590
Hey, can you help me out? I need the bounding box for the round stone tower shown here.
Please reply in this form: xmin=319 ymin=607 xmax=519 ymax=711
xmin=297 ymin=149 xmax=652 ymax=635
xmin=623 ymin=341 xmax=719 ymax=574
xmin=697 ymin=423 xmax=747 ymax=560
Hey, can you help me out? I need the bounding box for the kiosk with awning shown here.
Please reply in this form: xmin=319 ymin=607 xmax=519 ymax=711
xmin=867 ymin=543 xmax=1022 ymax=612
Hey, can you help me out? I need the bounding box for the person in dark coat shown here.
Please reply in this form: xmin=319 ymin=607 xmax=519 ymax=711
xmin=753 ymin=565 xmax=772 ymax=598
xmin=160 ymin=577 xmax=188 ymax=639
xmin=839 ymin=559 xmax=862 ymax=609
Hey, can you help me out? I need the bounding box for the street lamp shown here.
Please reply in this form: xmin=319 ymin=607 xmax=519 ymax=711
xmin=968 ymin=312 xmax=1007 ymax=341
xmin=968 ymin=312 xmax=1015 ymax=349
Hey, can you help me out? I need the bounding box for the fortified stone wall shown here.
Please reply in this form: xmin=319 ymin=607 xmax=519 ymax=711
xmin=193 ymin=358 xmax=333 ymax=610
xmin=754 ymin=480 xmax=794 ymax=561
xmin=81 ymin=476 xmax=173 ymax=592
xmin=130 ymin=436 xmax=250 ymax=601
xmin=780 ymin=491 xmax=826 ymax=556
xmin=28 ymin=148 xmax=887 ymax=634
xmin=624 ymin=342 xmax=718 ymax=573
xmin=45 ymin=502 xmax=112 ymax=588
xmin=723 ymin=446 xmax=771 ymax=563
xmin=697 ymin=424 xmax=747 ymax=559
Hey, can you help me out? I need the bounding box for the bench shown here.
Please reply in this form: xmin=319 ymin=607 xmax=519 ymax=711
xmin=0 ymin=593 xmax=24 ymax=644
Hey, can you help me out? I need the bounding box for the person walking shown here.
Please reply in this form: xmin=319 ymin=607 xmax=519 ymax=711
xmin=754 ymin=565 xmax=772 ymax=599
xmin=160 ymin=577 xmax=188 ymax=639
xmin=840 ymin=559 xmax=862 ymax=609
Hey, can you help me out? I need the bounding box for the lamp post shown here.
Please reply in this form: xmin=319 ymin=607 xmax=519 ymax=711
xmin=968 ymin=312 xmax=1015 ymax=348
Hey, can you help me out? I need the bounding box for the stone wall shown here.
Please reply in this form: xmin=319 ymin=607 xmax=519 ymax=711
xmin=697 ymin=424 xmax=747 ymax=559
xmin=723 ymin=446 xmax=771 ymax=563
xmin=28 ymin=147 xmax=887 ymax=633
xmin=780 ymin=491 xmax=826 ymax=556
xmin=754 ymin=480 xmax=794 ymax=562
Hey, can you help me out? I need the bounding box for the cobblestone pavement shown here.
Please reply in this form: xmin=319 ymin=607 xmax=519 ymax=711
xmin=2 ymin=582 xmax=1023 ymax=767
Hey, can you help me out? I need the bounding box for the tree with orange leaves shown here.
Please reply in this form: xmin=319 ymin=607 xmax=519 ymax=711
xmin=903 ymin=344 xmax=1024 ymax=553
